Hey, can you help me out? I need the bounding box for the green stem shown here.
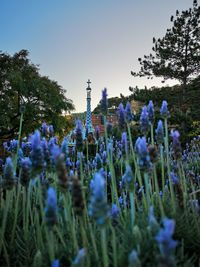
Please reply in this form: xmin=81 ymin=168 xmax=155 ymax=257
xmin=164 ymin=118 xmax=175 ymax=213
xmin=88 ymin=223 xmax=99 ymax=263
xmin=0 ymin=191 xmax=12 ymax=254
xmin=150 ymin=123 xmax=154 ymax=145
xmin=127 ymin=123 xmax=147 ymax=211
xmin=160 ymin=145 xmax=165 ymax=194
xmin=11 ymin=183 xmax=21 ymax=244
xmin=129 ymin=191 xmax=135 ymax=228
xmin=110 ymin=223 xmax=117 ymax=267
xmin=144 ymin=172 xmax=151 ymax=209
xmin=101 ymin=227 xmax=109 ymax=267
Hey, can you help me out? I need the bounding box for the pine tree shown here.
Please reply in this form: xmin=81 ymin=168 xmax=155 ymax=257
xmin=131 ymin=0 xmax=200 ymax=90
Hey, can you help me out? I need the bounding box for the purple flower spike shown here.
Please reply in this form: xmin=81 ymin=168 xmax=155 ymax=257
xmin=148 ymin=206 xmax=159 ymax=234
xmin=20 ymin=157 xmax=32 ymax=186
xmin=45 ymin=187 xmax=58 ymax=226
xmin=128 ymin=250 xmax=140 ymax=267
xmin=88 ymin=172 xmax=109 ymax=225
xmin=122 ymin=164 xmax=134 ymax=189
xmin=135 ymin=137 xmax=152 ymax=170
xmin=147 ymin=100 xmax=154 ymax=123
xmin=121 ymin=132 xmax=128 ymax=155
xmin=3 ymin=157 xmax=15 ymax=185
xmin=73 ymin=248 xmax=86 ymax=266
xmin=171 ymin=130 xmax=182 ymax=160
xmin=156 ymin=120 xmax=164 ymax=144
xmin=111 ymin=203 xmax=120 ymax=219
xmin=170 ymin=172 xmax=179 ymax=185
xmin=160 ymin=100 xmax=170 ymax=118
xmin=41 ymin=122 xmax=48 ymax=137
xmin=125 ymin=102 xmax=134 ymax=122
xmin=140 ymin=106 xmax=150 ymax=135
xmin=155 ymin=218 xmax=177 ymax=257
xmin=48 ymin=125 xmax=54 ymax=136
xmin=52 ymin=260 xmax=59 ymax=267
xmin=117 ymin=103 xmax=126 ymax=130
xmin=30 ymin=130 xmax=44 ymax=171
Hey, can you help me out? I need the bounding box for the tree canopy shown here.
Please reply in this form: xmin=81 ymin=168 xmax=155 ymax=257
xmin=0 ymin=49 xmax=74 ymax=139
xmin=131 ymin=0 xmax=200 ymax=86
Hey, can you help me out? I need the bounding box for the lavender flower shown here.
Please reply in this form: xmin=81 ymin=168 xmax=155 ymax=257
xmin=128 ymin=250 xmax=141 ymax=267
xmin=101 ymin=88 xmax=108 ymax=115
xmin=155 ymin=218 xmax=177 ymax=257
xmin=171 ymin=130 xmax=182 ymax=160
xmin=95 ymin=153 xmax=102 ymax=170
xmin=170 ymin=172 xmax=179 ymax=185
xmin=135 ymin=137 xmax=152 ymax=170
xmin=160 ymin=100 xmax=169 ymax=118
xmin=139 ymin=106 xmax=150 ymax=135
xmin=20 ymin=157 xmax=32 ymax=186
xmin=121 ymin=132 xmax=128 ymax=155
xmin=155 ymin=120 xmax=164 ymax=144
xmin=110 ymin=203 xmax=120 ymax=225
xmin=61 ymin=138 xmax=69 ymax=156
xmin=48 ymin=125 xmax=54 ymax=136
xmin=22 ymin=142 xmax=32 ymax=156
xmin=51 ymin=145 xmax=61 ymax=163
xmin=122 ymin=164 xmax=134 ymax=189
xmin=3 ymin=157 xmax=16 ymax=189
xmin=148 ymin=206 xmax=159 ymax=234
xmin=118 ymin=195 xmax=127 ymax=207
xmin=52 ymin=259 xmax=59 ymax=267
xmin=147 ymin=100 xmax=154 ymax=123
xmin=111 ymin=204 xmax=120 ymax=219
xmin=45 ymin=187 xmax=58 ymax=226
xmin=125 ymin=102 xmax=134 ymax=122
xmin=9 ymin=139 xmax=18 ymax=153
xmin=102 ymin=151 xmax=107 ymax=165
xmin=88 ymin=172 xmax=109 ymax=226
xmin=3 ymin=139 xmax=18 ymax=153
xmin=51 ymin=145 xmax=68 ymax=188
xmin=41 ymin=138 xmax=50 ymax=164
xmin=41 ymin=122 xmax=48 ymax=137
xmin=30 ymin=130 xmax=44 ymax=172
xmin=117 ymin=103 xmax=126 ymax=130
xmin=72 ymin=248 xmax=86 ymax=266
xmin=48 ymin=137 xmax=58 ymax=150
xmin=66 ymin=157 xmax=72 ymax=170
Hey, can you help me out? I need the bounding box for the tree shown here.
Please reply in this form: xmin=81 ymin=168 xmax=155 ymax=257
xmin=131 ymin=0 xmax=200 ymax=88
xmin=0 ymin=50 xmax=75 ymax=139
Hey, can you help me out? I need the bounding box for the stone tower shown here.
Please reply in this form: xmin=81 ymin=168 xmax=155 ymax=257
xmin=85 ymin=79 xmax=94 ymax=133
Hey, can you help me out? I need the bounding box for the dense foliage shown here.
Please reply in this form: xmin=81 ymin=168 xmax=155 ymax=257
xmin=129 ymin=76 xmax=200 ymax=143
xmin=0 ymin=50 xmax=74 ymax=140
xmin=0 ymin=91 xmax=200 ymax=266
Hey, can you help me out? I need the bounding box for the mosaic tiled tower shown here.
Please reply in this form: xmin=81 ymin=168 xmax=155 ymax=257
xmin=86 ymin=79 xmax=94 ymax=133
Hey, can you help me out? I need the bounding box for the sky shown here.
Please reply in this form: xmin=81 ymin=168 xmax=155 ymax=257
xmin=0 ymin=0 xmax=193 ymax=112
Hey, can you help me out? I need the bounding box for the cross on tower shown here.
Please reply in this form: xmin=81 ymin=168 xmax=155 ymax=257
xmin=87 ymin=79 xmax=91 ymax=88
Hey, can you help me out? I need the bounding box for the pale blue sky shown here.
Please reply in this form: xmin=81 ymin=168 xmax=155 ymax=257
xmin=1 ymin=0 xmax=193 ymax=112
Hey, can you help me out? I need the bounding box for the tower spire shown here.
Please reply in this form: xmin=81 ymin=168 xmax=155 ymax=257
xmin=86 ymin=79 xmax=94 ymax=133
